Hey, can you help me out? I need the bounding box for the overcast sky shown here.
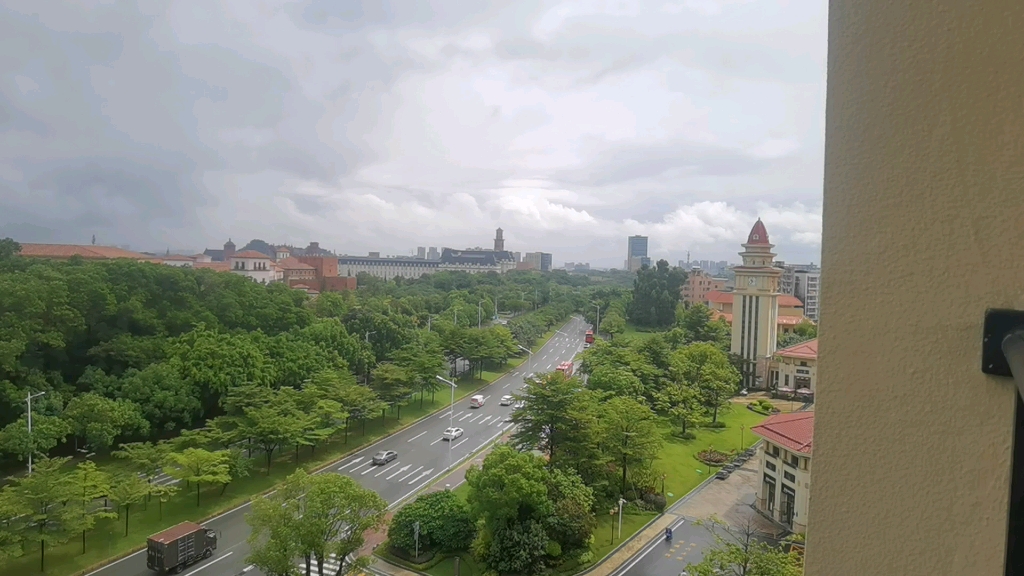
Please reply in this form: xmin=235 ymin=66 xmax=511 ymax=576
xmin=1 ymin=0 xmax=826 ymax=268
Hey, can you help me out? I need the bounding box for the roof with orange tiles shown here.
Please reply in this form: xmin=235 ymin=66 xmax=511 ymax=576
xmin=17 ymin=243 xmax=151 ymax=260
xmin=160 ymin=254 xmax=195 ymax=261
xmin=751 ymin=412 xmax=814 ymax=454
xmin=746 ymin=218 xmax=771 ymax=245
xmin=276 ymin=257 xmax=315 ymax=270
xmin=194 ymin=262 xmax=231 ymax=272
xmin=776 ymin=338 xmax=818 ymax=360
xmin=704 ymin=290 xmax=804 ymax=309
xmin=231 ymin=250 xmax=273 ymax=259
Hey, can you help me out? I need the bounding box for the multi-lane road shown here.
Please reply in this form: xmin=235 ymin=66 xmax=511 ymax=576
xmin=91 ymin=316 xmax=589 ymax=576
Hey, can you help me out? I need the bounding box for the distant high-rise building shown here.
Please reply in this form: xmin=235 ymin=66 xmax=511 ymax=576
xmin=427 ymin=247 xmax=440 ymax=260
xmin=626 ymin=236 xmax=649 ymax=271
xmin=564 ymin=262 xmax=575 ymax=271
xmin=523 ymin=252 xmax=553 ymax=272
xmin=511 ymin=251 xmax=521 ymax=263
xmin=416 ymin=246 xmax=426 ymax=259
xmin=494 ymin=228 xmax=505 ymax=252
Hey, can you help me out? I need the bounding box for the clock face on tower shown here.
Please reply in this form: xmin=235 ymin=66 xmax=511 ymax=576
xmin=747 ymin=277 xmax=756 ymax=286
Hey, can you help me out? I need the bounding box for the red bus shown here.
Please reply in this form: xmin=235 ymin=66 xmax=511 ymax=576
xmin=556 ymin=361 xmax=574 ymax=378
xmin=585 ymin=330 xmax=594 ymax=344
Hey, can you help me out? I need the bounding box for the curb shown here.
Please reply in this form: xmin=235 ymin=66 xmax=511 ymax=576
xmin=74 ymin=319 xmax=574 ymax=576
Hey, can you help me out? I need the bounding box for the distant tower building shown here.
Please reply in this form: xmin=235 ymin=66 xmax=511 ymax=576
xmin=427 ymin=247 xmax=440 ymax=260
xmin=730 ymin=219 xmax=783 ymax=390
xmin=626 ymin=235 xmax=649 ymax=271
xmin=223 ymin=238 xmax=236 ymax=260
xmin=494 ymin=228 xmax=505 ymax=252
xmin=417 ymin=246 xmax=426 ymax=259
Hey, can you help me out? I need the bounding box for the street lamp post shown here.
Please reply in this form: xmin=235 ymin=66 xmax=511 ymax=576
xmin=427 ymin=314 xmax=435 ymax=332
xmin=591 ymin=302 xmax=601 ymax=338
xmin=25 ymin=390 xmax=45 ymax=475
xmin=436 ymin=376 xmax=458 ymax=471
xmin=478 ymin=301 xmax=484 ymax=329
xmin=516 ymin=342 xmax=532 ymax=368
xmin=618 ymin=498 xmax=626 ymax=539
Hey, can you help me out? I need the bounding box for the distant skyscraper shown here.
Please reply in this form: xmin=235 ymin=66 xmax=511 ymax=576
xmin=626 ymin=235 xmax=649 ymax=271
xmin=416 ymin=246 xmax=426 ymax=259
xmin=494 ymin=228 xmax=505 ymax=252
xmin=427 ymin=247 xmax=440 ymax=260
xmin=511 ymin=251 xmax=521 ymax=263
xmin=523 ymin=252 xmax=553 ymax=272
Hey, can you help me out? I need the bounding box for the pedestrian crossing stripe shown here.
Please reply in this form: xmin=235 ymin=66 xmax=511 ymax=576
xmin=294 ymin=553 xmax=345 ymax=574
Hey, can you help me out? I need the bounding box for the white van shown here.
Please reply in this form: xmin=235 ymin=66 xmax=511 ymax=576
xmin=469 ymin=395 xmax=485 ymax=408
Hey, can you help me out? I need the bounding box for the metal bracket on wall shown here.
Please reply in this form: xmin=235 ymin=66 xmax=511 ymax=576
xmin=982 ymin=308 xmax=1024 ymax=398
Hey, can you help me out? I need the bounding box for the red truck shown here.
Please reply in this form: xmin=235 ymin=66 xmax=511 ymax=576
xmin=147 ymin=522 xmax=217 ymax=574
xmin=585 ymin=330 xmax=594 ymax=344
xmin=556 ymin=361 xmax=574 ymax=378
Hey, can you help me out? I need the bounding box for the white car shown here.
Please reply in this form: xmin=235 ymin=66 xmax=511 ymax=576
xmin=584 ymin=343 xmax=591 ymax=349
xmin=499 ymin=395 xmax=514 ymax=406
xmin=442 ymin=427 xmax=464 ymax=441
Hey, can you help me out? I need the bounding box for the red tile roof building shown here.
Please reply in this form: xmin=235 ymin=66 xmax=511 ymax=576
xmin=770 ymin=338 xmax=818 ymax=393
xmin=751 ymin=411 xmax=814 ymax=534
xmin=751 ymin=412 xmax=814 ymax=455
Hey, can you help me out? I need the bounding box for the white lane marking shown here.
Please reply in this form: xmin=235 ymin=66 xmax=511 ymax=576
xmin=350 ymin=462 xmax=374 ymax=474
xmin=336 ymin=457 xmax=364 ymax=471
xmin=451 ymin=410 xmax=465 ymax=420
xmin=503 ymin=381 xmax=513 ymax=388
xmin=479 ymin=415 xmax=492 ymax=424
xmin=408 ymin=431 xmax=427 ymax=442
xmin=503 ymin=423 xmax=514 ymax=432
xmin=459 ymin=413 xmax=472 ymax=422
xmin=482 ymin=395 xmax=491 ymax=402
xmin=399 ymin=465 xmax=424 ymax=482
xmin=387 ymin=465 xmax=410 ymax=480
xmin=430 ymin=437 xmax=443 ymax=445
xmin=361 ymin=463 xmax=379 ymax=475
xmin=437 ymin=410 xmax=452 ymax=419
xmin=408 ymin=468 xmax=433 ymax=485
xmin=452 ymin=438 xmax=468 ymax=449
xmin=183 ymin=551 xmax=233 ymax=575
xmin=243 ymin=565 xmax=255 ymax=573
xmin=376 ymin=462 xmax=400 ymax=477
xmin=469 ymin=414 xmax=482 ymax=423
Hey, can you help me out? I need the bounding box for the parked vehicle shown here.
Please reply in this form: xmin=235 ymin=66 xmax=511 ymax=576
xmin=499 ymin=395 xmax=514 ymax=406
xmin=585 ymin=330 xmax=594 ymax=344
xmin=442 ymin=427 xmax=464 ymax=440
xmin=147 ymin=522 xmax=217 ymax=574
xmin=372 ymin=450 xmax=397 ymax=465
xmin=556 ymin=361 xmax=574 ymax=378
xmin=469 ymin=394 xmax=486 ymax=408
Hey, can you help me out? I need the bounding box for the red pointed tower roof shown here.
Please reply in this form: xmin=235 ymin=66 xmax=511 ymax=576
xmin=746 ymin=218 xmax=770 ymax=245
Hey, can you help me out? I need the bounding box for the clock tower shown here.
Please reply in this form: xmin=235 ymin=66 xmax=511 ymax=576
xmin=730 ymin=219 xmax=782 ymax=389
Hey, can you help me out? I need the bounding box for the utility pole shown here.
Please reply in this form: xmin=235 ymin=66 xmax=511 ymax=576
xmin=26 ymin=391 xmax=46 ymax=475
xmin=365 ymin=332 xmax=376 ymax=386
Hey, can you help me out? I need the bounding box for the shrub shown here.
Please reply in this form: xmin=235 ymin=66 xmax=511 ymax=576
xmin=577 ymin=551 xmax=594 ymax=564
xmin=546 ymin=540 xmax=563 ymax=558
xmin=706 ymin=421 xmax=727 ymax=429
xmin=388 ymin=490 xmax=476 ymax=554
xmin=759 ymin=400 xmax=774 ymax=410
xmin=642 ymin=492 xmax=667 ymax=513
xmin=696 ymin=447 xmax=731 ymax=465
xmin=673 ymin=430 xmax=697 ymax=440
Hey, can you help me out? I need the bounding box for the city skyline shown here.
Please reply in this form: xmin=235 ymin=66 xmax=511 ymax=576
xmin=0 ymin=1 xmax=826 ymax=269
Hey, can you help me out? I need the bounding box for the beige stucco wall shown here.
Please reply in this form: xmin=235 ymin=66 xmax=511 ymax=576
xmin=805 ymin=2 xmax=1024 ymax=575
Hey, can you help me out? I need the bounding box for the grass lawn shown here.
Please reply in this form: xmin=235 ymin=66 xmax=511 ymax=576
xmin=0 ymin=328 xmax=563 ymax=576
xmin=657 ymin=402 xmax=768 ymax=506
xmin=427 ymin=554 xmax=484 ymax=576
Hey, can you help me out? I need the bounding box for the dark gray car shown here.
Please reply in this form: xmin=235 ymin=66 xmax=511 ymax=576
xmin=372 ymin=450 xmax=397 ymax=465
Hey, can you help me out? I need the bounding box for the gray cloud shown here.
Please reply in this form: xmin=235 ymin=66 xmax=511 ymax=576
xmin=0 ymin=0 xmax=826 ymax=266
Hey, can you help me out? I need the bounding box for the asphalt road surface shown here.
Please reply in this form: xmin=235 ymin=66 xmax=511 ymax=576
xmin=90 ymin=317 xmax=589 ymax=576
xmin=610 ymin=516 xmax=715 ymax=576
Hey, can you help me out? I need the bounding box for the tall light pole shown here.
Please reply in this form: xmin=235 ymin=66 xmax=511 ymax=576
xmin=427 ymin=314 xmax=436 ymax=332
xmin=618 ymin=498 xmax=627 ymax=539
xmin=478 ymin=301 xmax=484 ymax=329
xmin=516 ymin=344 xmax=533 ymax=371
xmin=591 ymin=302 xmax=601 ymax=338
xmin=436 ymin=376 xmax=458 ymax=471
xmin=25 ymin=391 xmax=45 ymax=475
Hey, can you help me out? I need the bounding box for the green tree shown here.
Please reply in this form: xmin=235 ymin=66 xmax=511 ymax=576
xmin=777 ymin=320 xmax=817 ymax=349
xmin=62 ymin=393 xmax=149 ymax=452
xmin=150 ymin=483 xmax=180 ymax=521
xmin=68 ymin=460 xmax=115 ymax=553
xmin=510 ymin=373 xmax=589 ymax=462
xmin=238 ymin=395 xmax=306 ymax=474
xmin=0 ymin=237 xmax=21 ymax=259
xmin=0 ymin=489 xmax=24 ymax=562
xmin=466 ymin=446 xmax=552 ymax=527
xmin=654 ymin=379 xmax=708 ymax=436
xmin=600 ymin=397 xmax=663 ymax=497
xmin=246 ymin=482 xmax=304 ymax=576
xmin=163 ymin=448 xmax=231 ymax=506
xmin=393 ymin=332 xmax=447 ymax=407
xmin=0 ymin=413 xmax=71 ymax=463
xmin=370 ymin=363 xmax=412 ymax=420
xmin=601 ymin=311 xmax=626 ymax=340
xmin=587 ymin=366 xmax=645 ymax=400
xmin=4 ymin=456 xmax=77 ymax=571
xmin=545 ymin=468 xmax=596 ymax=552
xmin=482 ymin=520 xmax=549 ymax=576
xmin=686 ymin=516 xmax=803 ymax=576
xmin=672 ymin=343 xmax=740 ymax=423
xmin=97 ymin=363 xmax=202 ymax=433
xmin=626 ymin=260 xmax=686 ymax=328
xmin=388 ymin=490 xmax=476 ymax=556
xmin=677 ymin=304 xmax=731 ymax=349
xmin=107 ymin=473 xmax=150 ymax=536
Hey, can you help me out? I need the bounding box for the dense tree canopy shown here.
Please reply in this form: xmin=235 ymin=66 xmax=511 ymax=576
xmin=626 ymin=260 xmax=686 ymax=328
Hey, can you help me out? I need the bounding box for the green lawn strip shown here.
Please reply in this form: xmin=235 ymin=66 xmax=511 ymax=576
xmin=2 ymin=326 xmax=568 ymax=576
